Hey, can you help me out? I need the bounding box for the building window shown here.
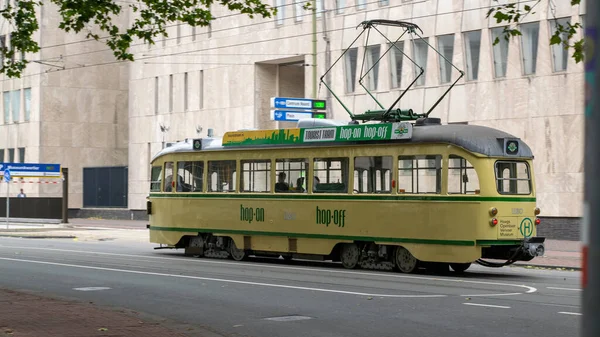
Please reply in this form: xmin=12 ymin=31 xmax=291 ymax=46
xmin=413 ymin=38 xmax=428 ymax=86
xmin=353 ymin=156 xmax=393 ymax=194
xmin=0 ymin=35 xmax=5 ymax=66
xmin=379 ymin=0 xmax=389 ymax=6
xmin=8 ymin=148 xmax=14 ymax=163
xmin=357 ymin=0 xmax=366 ymax=10
xmin=390 ymin=42 xmax=404 ymax=88
xmin=520 ymin=21 xmax=540 ymax=75
xmin=199 ymin=70 xmax=204 ymax=109
xmin=177 ymin=23 xmax=181 ymax=44
xmin=550 ymin=18 xmax=570 ymax=72
xmin=293 ymin=0 xmax=303 ymax=21
xmin=11 ymin=89 xmax=19 ymax=122
xmin=154 ymin=77 xmax=158 ymax=114
xmin=344 ymin=47 xmax=358 ymax=93
xmin=168 ymin=74 xmax=173 ymax=112
xmin=491 ymin=27 xmax=509 ymax=78
xmin=0 ymin=149 xmax=4 ymax=162
xmin=18 ymin=147 xmax=24 ymax=163
xmin=184 ymin=72 xmax=188 ymax=111
xmin=437 ymin=34 xmax=454 ymax=84
xmin=336 ymin=0 xmax=345 ymax=14
xmin=23 ymin=88 xmax=31 ymax=121
xmin=275 ymin=0 xmax=285 ymax=25
xmin=316 ymin=0 xmax=323 ymax=18
xmin=464 ymin=30 xmax=481 ymax=80
xmin=365 ymin=44 xmax=381 ymax=90
xmin=241 ymin=160 xmax=271 ymax=192
xmin=192 ymin=26 xmax=196 ymax=41
xmin=3 ymin=91 xmax=9 ymax=123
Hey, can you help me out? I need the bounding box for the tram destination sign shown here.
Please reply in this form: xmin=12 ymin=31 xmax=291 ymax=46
xmin=0 ymin=163 xmax=61 ymax=178
xmin=222 ymin=122 xmax=412 ymax=147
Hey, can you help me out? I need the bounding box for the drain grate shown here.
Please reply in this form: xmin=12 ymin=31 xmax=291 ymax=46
xmin=263 ymin=315 xmax=313 ymax=322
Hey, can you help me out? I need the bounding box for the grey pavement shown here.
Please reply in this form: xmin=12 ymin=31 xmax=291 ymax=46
xmin=0 ymin=235 xmax=582 ymax=337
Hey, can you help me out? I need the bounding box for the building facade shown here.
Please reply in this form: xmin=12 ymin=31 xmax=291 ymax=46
xmin=128 ymin=0 xmax=586 ymax=225
xmin=0 ymin=0 xmax=129 ymax=210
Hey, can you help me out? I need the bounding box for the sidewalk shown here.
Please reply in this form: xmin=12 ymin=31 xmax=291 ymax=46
xmin=0 ymin=289 xmax=200 ymax=337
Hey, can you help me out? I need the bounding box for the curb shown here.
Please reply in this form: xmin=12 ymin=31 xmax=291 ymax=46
xmin=510 ymin=263 xmax=581 ymax=271
xmin=0 ymin=234 xmax=77 ymax=239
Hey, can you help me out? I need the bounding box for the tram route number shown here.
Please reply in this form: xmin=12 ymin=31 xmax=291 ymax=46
xmin=316 ymin=206 xmax=346 ymax=227
xmin=240 ymin=204 xmax=265 ymax=223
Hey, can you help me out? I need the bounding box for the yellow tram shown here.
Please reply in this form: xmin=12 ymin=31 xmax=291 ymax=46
xmin=146 ymin=117 xmax=545 ymax=273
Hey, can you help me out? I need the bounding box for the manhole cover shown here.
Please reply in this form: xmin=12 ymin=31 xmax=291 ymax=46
xmin=263 ymin=315 xmax=312 ymax=322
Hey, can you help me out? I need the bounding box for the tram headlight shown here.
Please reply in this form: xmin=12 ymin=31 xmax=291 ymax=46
xmin=490 ymin=218 xmax=498 ymax=226
xmin=534 ymin=207 xmax=541 ymax=215
xmin=489 ymin=207 xmax=498 ymax=216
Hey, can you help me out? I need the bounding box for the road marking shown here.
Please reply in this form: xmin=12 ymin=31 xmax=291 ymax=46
xmin=0 ymin=257 xmax=446 ymax=299
xmin=547 ymin=287 xmax=582 ymax=292
xmin=264 ymin=315 xmax=312 ymax=322
xmin=0 ymin=245 xmax=538 ymax=297
xmin=558 ymin=312 xmax=582 ymax=316
xmin=73 ymin=287 xmax=111 ymax=291
xmin=463 ymin=303 xmax=510 ymax=309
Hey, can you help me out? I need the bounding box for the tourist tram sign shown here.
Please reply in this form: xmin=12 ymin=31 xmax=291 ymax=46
xmin=0 ymin=163 xmax=61 ymax=178
xmin=222 ymin=122 xmax=413 ymax=147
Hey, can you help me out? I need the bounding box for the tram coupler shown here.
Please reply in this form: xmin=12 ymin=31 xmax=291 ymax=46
xmin=521 ymin=237 xmax=546 ymax=259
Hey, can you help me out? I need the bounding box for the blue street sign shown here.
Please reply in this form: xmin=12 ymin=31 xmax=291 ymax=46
xmin=270 ymin=97 xmax=327 ymax=110
xmin=270 ymin=110 xmax=314 ymax=122
xmin=3 ymin=169 xmax=10 ymax=182
xmin=0 ymin=163 xmax=61 ymax=178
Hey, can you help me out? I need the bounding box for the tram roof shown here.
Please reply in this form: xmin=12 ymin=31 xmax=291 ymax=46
xmin=152 ymin=119 xmax=533 ymax=162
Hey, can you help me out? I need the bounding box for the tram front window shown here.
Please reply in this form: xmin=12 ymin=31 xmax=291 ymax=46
xmin=495 ymin=161 xmax=531 ymax=195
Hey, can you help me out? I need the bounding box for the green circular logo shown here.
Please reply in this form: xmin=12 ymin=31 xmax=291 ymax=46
xmin=519 ymin=218 xmax=533 ymax=237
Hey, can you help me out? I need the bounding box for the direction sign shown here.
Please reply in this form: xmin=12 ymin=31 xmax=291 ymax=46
xmin=0 ymin=163 xmax=61 ymax=178
xmin=3 ymin=169 xmax=10 ymax=182
xmin=270 ymin=110 xmax=314 ymax=122
xmin=270 ymin=97 xmax=326 ymax=111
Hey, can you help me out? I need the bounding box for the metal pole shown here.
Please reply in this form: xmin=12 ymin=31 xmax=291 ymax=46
xmin=5 ymin=178 xmax=8 ymax=229
xmin=312 ymin=0 xmax=317 ymax=98
xmin=583 ymin=0 xmax=599 ymax=335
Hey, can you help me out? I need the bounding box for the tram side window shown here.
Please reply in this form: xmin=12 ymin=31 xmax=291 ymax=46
xmin=150 ymin=166 xmax=162 ymax=192
xmin=208 ymin=160 xmax=236 ymax=192
xmin=397 ymin=155 xmax=442 ymax=194
xmin=353 ymin=156 xmax=393 ymax=194
xmin=275 ymin=158 xmax=308 ymax=192
xmin=495 ymin=161 xmax=531 ymax=195
xmin=448 ymin=155 xmax=480 ymax=194
xmin=313 ymin=157 xmax=349 ymax=193
xmin=163 ymin=162 xmax=174 ymax=192
xmin=176 ymin=161 xmax=204 ymax=192
xmin=241 ymin=160 xmax=271 ymax=193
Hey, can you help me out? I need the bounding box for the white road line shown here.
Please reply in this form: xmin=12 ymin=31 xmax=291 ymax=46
xmin=547 ymin=287 xmax=582 ymax=292
xmin=73 ymin=287 xmax=111 ymax=291
xmin=558 ymin=312 xmax=582 ymax=316
xmin=463 ymin=303 xmax=511 ymax=309
xmin=460 ymin=293 xmax=521 ymax=297
xmin=0 ymin=257 xmax=446 ymax=299
xmin=0 ymin=245 xmax=538 ymax=296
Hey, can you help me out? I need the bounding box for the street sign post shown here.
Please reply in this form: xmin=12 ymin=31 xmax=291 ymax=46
xmin=0 ymin=163 xmax=61 ymax=178
xmin=270 ymin=97 xmax=326 ymax=110
xmin=3 ymin=168 xmax=10 ymax=229
xmin=583 ymin=0 xmax=599 ymax=335
xmin=270 ymin=110 xmax=314 ymax=122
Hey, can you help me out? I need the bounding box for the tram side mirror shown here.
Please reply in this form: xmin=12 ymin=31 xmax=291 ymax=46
xmin=462 ymin=173 xmax=469 ymax=183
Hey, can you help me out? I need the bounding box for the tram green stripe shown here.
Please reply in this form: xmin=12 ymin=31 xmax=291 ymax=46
xmin=476 ymin=240 xmax=523 ymax=246
xmin=148 ymin=226 xmax=476 ymax=246
xmin=148 ymin=193 xmax=535 ymax=202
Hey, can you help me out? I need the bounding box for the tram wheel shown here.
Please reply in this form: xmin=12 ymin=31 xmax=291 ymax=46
xmin=340 ymin=243 xmax=360 ymax=269
xmin=394 ymin=246 xmax=418 ymax=273
xmin=228 ymin=239 xmax=247 ymax=261
xmin=450 ymin=263 xmax=471 ymax=273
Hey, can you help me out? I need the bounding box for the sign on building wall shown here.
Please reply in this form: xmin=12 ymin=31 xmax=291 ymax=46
xmin=0 ymin=163 xmax=61 ymax=178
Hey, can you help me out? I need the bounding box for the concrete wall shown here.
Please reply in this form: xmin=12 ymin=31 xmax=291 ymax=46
xmin=125 ymin=0 xmax=585 ymax=221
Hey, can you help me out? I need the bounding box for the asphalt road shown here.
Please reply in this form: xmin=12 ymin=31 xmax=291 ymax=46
xmin=0 ymin=236 xmax=581 ymax=337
